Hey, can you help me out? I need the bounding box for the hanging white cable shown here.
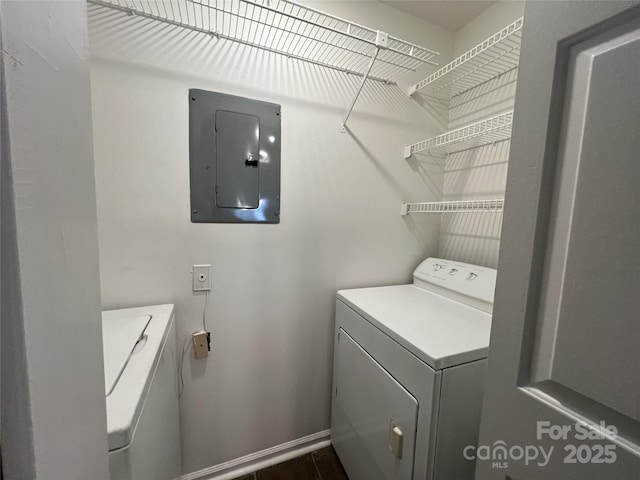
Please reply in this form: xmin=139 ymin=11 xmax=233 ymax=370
xmin=177 ymin=330 xmax=200 ymax=397
xmin=202 ymin=290 xmax=210 ymax=332
xmin=177 ymin=291 xmax=212 ymax=397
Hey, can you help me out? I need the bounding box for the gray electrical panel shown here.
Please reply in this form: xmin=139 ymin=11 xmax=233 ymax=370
xmin=189 ymin=89 xmax=281 ymax=223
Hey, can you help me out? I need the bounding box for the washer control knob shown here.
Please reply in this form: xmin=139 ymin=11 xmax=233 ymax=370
xmin=449 ymin=268 xmax=459 ymax=275
xmin=433 ymin=264 xmax=445 ymax=271
xmin=467 ymin=273 xmax=478 ymax=281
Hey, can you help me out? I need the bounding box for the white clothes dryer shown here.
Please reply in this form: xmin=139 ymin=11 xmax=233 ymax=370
xmin=331 ymin=258 xmax=497 ymax=480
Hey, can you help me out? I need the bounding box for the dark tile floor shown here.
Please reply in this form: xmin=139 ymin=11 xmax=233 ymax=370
xmin=234 ymin=447 xmax=348 ymax=480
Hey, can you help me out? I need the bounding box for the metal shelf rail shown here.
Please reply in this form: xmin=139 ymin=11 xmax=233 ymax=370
xmin=404 ymin=110 xmax=513 ymax=158
xmin=87 ymin=0 xmax=439 ymax=129
xmin=408 ymin=17 xmax=523 ymax=99
xmin=400 ymin=199 xmax=504 ymax=216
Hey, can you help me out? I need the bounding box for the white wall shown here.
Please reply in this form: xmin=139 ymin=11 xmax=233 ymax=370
xmin=0 ymin=2 xmax=110 ymax=479
xmin=437 ymin=1 xmax=524 ymax=268
xmin=87 ymin=1 xmax=452 ymax=475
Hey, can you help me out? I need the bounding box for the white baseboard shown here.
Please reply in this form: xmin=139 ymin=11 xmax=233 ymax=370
xmin=180 ymin=429 xmax=331 ymax=480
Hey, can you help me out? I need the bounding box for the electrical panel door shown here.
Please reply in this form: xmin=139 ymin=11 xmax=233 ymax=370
xmin=189 ymin=89 xmax=281 ymax=223
xmin=215 ymin=111 xmax=260 ymax=209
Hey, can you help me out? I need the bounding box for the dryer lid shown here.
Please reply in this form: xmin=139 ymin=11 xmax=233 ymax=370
xmin=102 ymin=315 xmax=151 ymax=396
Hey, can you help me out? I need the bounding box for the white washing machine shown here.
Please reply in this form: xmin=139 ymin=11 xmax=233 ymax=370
xmin=102 ymin=304 xmax=182 ymax=480
xmin=331 ymin=258 xmax=496 ymax=480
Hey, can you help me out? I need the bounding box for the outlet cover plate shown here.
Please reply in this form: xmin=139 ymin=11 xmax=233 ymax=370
xmin=193 ymin=264 xmax=211 ymax=292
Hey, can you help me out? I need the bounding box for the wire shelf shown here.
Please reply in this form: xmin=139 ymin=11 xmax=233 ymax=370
xmin=404 ymin=111 xmax=513 ymax=158
xmin=409 ymin=17 xmax=522 ymax=99
xmin=400 ymin=199 xmax=504 ymax=216
xmin=88 ymin=0 xmax=439 ymax=84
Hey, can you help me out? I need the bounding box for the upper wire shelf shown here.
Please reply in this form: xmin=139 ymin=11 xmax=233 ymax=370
xmin=400 ymin=199 xmax=504 ymax=216
xmin=409 ymin=17 xmax=523 ymax=99
xmin=88 ymin=0 xmax=439 ymax=84
xmin=404 ymin=110 xmax=513 ymax=158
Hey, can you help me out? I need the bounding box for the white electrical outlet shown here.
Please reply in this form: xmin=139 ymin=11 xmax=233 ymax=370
xmin=192 ymin=264 xmax=211 ymax=292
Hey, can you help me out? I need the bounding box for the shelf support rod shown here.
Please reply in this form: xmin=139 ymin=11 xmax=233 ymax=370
xmin=342 ymin=46 xmax=381 ymax=132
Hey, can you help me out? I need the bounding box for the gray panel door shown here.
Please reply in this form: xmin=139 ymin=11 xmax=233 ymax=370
xmin=215 ymin=110 xmax=259 ymax=209
xmin=334 ymin=329 xmax=418 ymax=480
xmin=477 ymin=2 xmax=640 ymax=480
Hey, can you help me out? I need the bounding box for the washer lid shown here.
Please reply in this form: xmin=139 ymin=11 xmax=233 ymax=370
xmin=102 ymin=315 xmax=151 ymax=396
xmin=102 ymin=304 xmax=175 ymax=452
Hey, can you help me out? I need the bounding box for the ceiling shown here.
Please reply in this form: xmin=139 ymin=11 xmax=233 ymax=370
xmin=382 ymin=1 xmax=497 ymax=31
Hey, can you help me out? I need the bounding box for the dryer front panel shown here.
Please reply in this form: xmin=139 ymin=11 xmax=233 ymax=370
xmin=333 ymin=328 xmax=418 ymax=480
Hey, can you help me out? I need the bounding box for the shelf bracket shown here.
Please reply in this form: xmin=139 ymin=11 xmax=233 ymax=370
xmin=341 ymin=31 xmax=388 ymax=132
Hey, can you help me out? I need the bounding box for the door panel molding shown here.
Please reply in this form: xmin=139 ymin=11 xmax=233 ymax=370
xmin=521 ymin=382 xmax=640 ymax=455
xmin=516 ymin=4 xmax=640 ymax=390
xmin=516 ymin=9 xmax=640 ymax=433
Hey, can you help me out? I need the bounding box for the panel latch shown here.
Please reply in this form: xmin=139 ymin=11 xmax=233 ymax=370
xmin=389 ymin=420 xmax=403 ymax=459
xmin=245 ymin=153 xmax=258 ymax=167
